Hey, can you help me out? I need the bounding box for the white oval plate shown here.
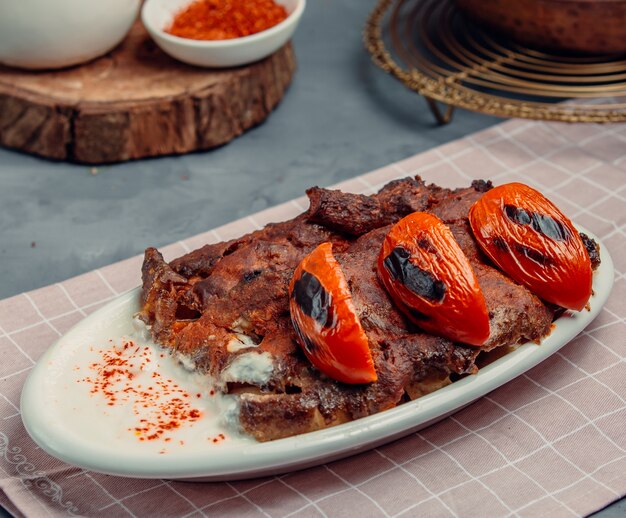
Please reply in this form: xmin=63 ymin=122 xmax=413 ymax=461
xmin=21 ymin=230 xmax=614 ymax=481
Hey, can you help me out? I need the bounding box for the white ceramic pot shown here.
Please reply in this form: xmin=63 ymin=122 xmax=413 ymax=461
xmin=0 ymin=0 xmax=141 ymax=69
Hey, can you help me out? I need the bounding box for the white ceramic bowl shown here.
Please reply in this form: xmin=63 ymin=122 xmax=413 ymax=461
xmin=141 ymin=0 xmax=305 ymax=68
xmin=0 ymin=0 xmax=141 ymax=70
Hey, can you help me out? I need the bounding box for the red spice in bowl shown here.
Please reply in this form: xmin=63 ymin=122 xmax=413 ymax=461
xmin=166 ymin=0 xmax=289 ymax=41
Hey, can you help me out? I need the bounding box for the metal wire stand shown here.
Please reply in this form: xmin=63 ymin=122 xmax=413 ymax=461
xmin=364 ymin=0 xmax=626 ymax=124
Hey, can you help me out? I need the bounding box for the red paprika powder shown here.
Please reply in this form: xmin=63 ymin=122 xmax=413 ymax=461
xmin=166 ymin=0 xmax=289 ymax=41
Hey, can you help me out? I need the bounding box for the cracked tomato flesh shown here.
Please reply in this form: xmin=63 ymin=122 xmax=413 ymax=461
xmin=289 ymin=242 xmax=377 ymax=384
xmin=468 ymin=182 xmax=592 ymax=311
xmin=377 ymin=212 xmax=490 ymax=346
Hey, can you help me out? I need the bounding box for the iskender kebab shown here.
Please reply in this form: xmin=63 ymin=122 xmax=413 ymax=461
xmin=139 ymin=177 xmax=600 ymax=441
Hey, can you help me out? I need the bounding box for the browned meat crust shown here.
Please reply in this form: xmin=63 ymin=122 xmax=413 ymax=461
xmin=429 ymin=181 xmax=492 ymax=224
xmin=306 ymin=178 xmax=433 ymax=236
xmin=581 ymin=232 xmax=601 ymax=270
xmin=139 ymin=176 xmax=593 ymax=442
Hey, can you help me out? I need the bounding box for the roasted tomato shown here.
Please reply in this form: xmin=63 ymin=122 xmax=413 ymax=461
xmin=289 ymin=242 xmax=377 ymax=384
xmin=378 ymin=212 xmax=490 ymax=346
xmin=468 ymin=182 xmax=592 ymax=311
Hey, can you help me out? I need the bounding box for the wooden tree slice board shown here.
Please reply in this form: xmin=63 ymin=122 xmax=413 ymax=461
xmin=0 ymin=23 xmax=296 ymax=164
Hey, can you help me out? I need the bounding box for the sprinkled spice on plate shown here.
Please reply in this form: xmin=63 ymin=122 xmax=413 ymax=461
xmin=79 ymin=340 xmax=204 ymax=442
xmin=166 ymin=0 xmax=289 ymax=41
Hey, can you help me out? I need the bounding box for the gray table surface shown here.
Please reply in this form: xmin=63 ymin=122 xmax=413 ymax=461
xmin=0 ymin=1 xmax=623 ymax=516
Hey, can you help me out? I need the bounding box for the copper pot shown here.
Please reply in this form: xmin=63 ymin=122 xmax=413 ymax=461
xmin=455 ymin=0 xmax=626 ymax=55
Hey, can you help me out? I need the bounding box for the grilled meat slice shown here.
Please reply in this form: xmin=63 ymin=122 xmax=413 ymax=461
xmin=139 ymin=176 xmax=583 ymax=442
xmin=305 ymin=179 xmax=554 ymax=351
xmin=141 ymin=248 xmax=191 ymax=345
xmin=429 ymin=181 xmax=493 ymax=224
xmin=140 ymin=222 xmax=479 ymax=441
xmin=141 ymin=215 xmax=348 ymax=345
xmin=306 ymin=177 xmax=433 ymax=236
xmin=344 ymin=224 xmax=553 ymax=353
xmin=236 ymin=226 xmax=480 ymax=441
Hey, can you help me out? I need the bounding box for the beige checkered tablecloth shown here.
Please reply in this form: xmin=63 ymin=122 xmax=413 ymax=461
xmin=1 ymin=118 xmax=625 ymax=517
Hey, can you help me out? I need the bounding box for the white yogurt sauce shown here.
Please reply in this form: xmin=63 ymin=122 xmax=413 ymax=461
xmin=226 ymin=332 xmax=258 ymax=353
xmin=53 ymin=320 xmax=258 ymax=455
xmin=221 ymin=351 xmax=274 ymax=385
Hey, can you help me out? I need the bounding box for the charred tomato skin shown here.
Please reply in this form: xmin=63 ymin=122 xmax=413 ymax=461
xmin=378 ymin=212 xmax=490 ymax=346
xmin=468 ymin=182 xmax=592 ymax=311
xmin=289 ymin=242 xmax=377 ymax=384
